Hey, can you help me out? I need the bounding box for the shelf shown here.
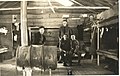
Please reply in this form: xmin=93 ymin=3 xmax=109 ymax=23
xmin=97 ymin=50 xmax=118 ymax=61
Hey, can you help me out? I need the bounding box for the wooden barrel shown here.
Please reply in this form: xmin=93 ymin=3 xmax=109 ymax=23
xmin=31 ymin=45 xmax=57 ymax=70
xmin=44 ymin=46 xmax=57 ymax=70
xmin=16 ymin=46 xmax=31 ymax=67
xmin=30 ymin=45 xmax=43 ymax=68
xmin=16 ymin=45 xmax=57 ymax=70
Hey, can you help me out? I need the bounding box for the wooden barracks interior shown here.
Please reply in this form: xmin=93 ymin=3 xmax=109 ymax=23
xmin=0 ymin=0 xmax=119 ymax=76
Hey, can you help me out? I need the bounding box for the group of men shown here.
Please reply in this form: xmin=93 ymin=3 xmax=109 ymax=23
xmin=58 ymin=20 xmax=84 ymax=66
xmin=31 ymin=19 xmax=84 ymax=66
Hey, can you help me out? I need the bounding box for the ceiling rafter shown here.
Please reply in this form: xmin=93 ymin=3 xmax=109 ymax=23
xmin=70 ymin=0 xmax=96 ymax=13
xmin=75 ymin=0 xmax=96 ymax=6
xmin=0 ymin=6 xmax=110 ymax=11
xmin=70 ymin=0 xmax=83 ymax=6
xmin=103 ymin=0 xmax=114 ymax=7
xmin=48 ymin=0 xmax=55 ymax=13
xmin=0 ymin=0 xmax=118 ymax=15
xmin=96 ymin=0 xmax=112 ymax=7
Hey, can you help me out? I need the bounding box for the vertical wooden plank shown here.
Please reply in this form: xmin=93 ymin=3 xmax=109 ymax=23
xmin=21 ymin=1 xmax=28 ymax=46
xmin=97 ymin=54 xmax=100 ymax=66
xmin=91 ymin=55 xmax=93 ymax=61
xmin=97 ymin=27 xmax=100 ymax=50
xmin=20 ymin=1 xmax=32 ymax=76
xmin=97 ymin=27 xmax=100 ymax=66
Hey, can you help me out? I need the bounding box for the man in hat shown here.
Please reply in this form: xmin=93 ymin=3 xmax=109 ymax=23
xmin=31 ymin=26 xmax=46 ymax=45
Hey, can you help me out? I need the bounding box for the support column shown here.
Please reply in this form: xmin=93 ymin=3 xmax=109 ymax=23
xmin=97 ymin=27 xmax=100 ymax=66
xmin=97 ymin=28 xmax=100 ymax=50
xmin=97 ymin=54 xmax=100 ymax=66
xmin=21 ymin=1 xmax=32 ymax=76
xmin=91 ymin=55 xmax=93 ymax=61
xmin=21 ymin=1 xmax=28 ymax=46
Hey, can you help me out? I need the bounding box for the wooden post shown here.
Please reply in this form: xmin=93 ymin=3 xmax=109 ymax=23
xmin=91 ymin=55 xmax=93 ymax=61
xmin=21 ymin=1 xmax=32 ymax=76
xmin=97 ymin=54 xmax=100 ymax=66
xmin=97 ymin=28 xmax=100 ymax=50
xmin=49 ymin=68 xmax=51 ymax=76
xmin=21 ymin=1 xmax=28 ymax=46
xmin=97 ymin=27 xmax=100 ymax=66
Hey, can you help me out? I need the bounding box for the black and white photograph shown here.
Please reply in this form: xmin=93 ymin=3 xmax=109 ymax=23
xmin=0 ymin=0 xmax=119 ymax=76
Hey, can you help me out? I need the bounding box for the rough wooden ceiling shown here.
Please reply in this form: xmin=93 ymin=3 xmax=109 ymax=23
xmin=0 ymin=0 xmax=118 ymax=15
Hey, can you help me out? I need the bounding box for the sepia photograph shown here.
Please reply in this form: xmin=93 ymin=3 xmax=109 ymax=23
xmin=0 ymin=0 xmax=119 ymax=76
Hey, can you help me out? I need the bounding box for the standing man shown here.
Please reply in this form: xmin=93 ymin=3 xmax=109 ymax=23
xmin=59 ymin=19 xmax=73 ymax=39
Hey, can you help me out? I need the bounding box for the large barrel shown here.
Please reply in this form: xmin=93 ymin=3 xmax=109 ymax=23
xmin=44 ymin=46 xmax=57 ymax=70
xmin=16 ymin=46 xmax=31 ymax=67
xmin=16 ymin=45 xmax=57 ymax=70
xmin=30 ymin=45 xmax=43 ymax=68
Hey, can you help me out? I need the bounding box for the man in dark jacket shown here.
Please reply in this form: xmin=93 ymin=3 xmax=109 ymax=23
xmin=71 ymin=35 xmax=81 ymax=65
xmin=31 ymin=26 xmax=46 ymax=45
xmin=58 ymin=20 xmax=73 ymax=64
xmin=60 ymin=34 xmax=71 ymax=66
xmin=30 ymin=26 xmax=46 ymax=68
xmin=59 ymin=20 xmax=73 ymax=39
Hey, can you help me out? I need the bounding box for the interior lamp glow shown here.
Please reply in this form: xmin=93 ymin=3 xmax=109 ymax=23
xmin=56 ymin=0 xmax=74 ymax=6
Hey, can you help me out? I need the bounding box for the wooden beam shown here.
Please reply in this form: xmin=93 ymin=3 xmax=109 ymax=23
xmin=48 ymin=0 xmax=55 ymax=13
xmin=95 ymin=0 xmax=111 ymax=7
xmin=97 ymin=4 xmax=118 ymax=20
xmin=0 ymin=9 xmax=100 ymax=15
xmin=70 ymin=0 xmax=96 ymax=13
xmin=97 ymin=27 xmax=100 ymax=50
xmin=70 ymin=0 xmax=83 ymax=6
xmin=0 ymin=6 xmax=110 ymax=11
xmin=75 ymin=0 xmax=95 ymax=6
xmin=0 ymin=8 xmax=20 ymax=11
xmin=55 ymin=6 xmax=110 ymax=9
xmin=103 ymin=0 xmax=114 ymax=7
xmin=21 ymin=1 xmax=28 ymax=46
xmin=99 ymin=17 xmax=118 ymax=27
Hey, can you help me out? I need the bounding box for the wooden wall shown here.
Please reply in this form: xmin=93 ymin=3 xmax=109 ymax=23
xmin=0 ymin=13 xmax=84 ymax=46
xmin=14 ymin=13 xmax=83 ymax=28
xmin=27 ymin=14 xmax=82 ymax=46
xmin=0 ymin=15 xmax=13 ymax=51
xmin=0 ymin=15 xmax=13 ymax=59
